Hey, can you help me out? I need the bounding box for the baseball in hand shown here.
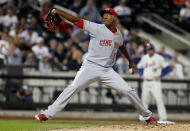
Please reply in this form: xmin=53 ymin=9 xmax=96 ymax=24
xmin=129 ymin=68 xmax=133 ymax=74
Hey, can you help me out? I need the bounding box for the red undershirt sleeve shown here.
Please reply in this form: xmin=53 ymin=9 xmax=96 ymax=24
xmin=75 ymin=18 xmax=84 ymax=29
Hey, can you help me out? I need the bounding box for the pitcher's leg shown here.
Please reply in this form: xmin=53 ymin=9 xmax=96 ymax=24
xmin=41 ymin=66 xmax=99 ymax=118
xmin=142 ymin=81 xmax=151 ymax=109
xmin=41 ymin=84 xmax=82 ymax=117
xmin=139 ymin=81 xmax=151 ymax=121
xmin=101 ymin=69 xmax=152 ymax=120
xmin=151 ymin=82 xmax=167 ymax=121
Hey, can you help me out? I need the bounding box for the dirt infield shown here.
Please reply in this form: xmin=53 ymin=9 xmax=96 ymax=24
xmin=49 ymin=124 xmax=190 ymax=131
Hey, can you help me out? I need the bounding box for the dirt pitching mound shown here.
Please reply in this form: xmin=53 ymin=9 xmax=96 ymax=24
xmin=49 ymin=124 xmax=190 ymax=131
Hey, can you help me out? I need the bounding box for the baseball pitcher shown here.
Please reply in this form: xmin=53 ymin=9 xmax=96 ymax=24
xmin=35 ymin=8 xmax=157 ymax=124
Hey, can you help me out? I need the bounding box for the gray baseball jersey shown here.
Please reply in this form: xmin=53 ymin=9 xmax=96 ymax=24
xmin=83 ymin=20 xmax=123 ymax=67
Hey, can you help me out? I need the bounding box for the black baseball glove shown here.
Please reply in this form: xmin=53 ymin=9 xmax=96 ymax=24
xmin=45 ymin=8 xmax=62 ymax=32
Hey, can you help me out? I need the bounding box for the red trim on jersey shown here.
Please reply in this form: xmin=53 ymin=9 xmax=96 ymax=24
xmin=108 ymin=28 xmax=117 ymax=34
xmin=75 ymin=18 xmax=84 ymax=29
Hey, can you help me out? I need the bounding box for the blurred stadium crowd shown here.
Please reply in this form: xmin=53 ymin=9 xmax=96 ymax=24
xmin=0 ymin=0 xmax=188 ymax=78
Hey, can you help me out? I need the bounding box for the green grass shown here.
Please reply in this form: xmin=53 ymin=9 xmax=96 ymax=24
xmin=0 ymin=120 xmax=95 ymax=131
xmin=0 ymin=119 xmax=189 ymax=131
xmin=0 ymin=119 xmax=139 ymax=131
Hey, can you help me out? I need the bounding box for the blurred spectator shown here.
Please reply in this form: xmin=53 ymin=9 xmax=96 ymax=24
xmin=170 ymin=52 xmax=184 ymax=79
xmin=81 ymin=40 xmax=89 ymax=61
xmin=53 ymin=42 xmax=66 ymax=70
xmin=63 ymin=37 xmax=73 ymax=58
xmin=57 ymin=20 xmax=72 ymax=34
xmin=38 ymin=0 xmax=51 ymax=6
xmin=79 ymin=0 xmax=98 ymax=21
xmin=180 ymin=1 xmax=190 ymax=19
xmin=2 ymin=25 xmax=10 ymax=34
xmin=158 ymin=46 xmax=172 ymax=62
xmin=1 ymin=8 xmax=18 ymax=29
xmin=139 ymin=38 xmax=150 ymax=54
xmin=19 ymin=17 xmax=27 ymax=32
xmin=69 ymin=0 xmax=82 ymax=13
xmin=32 ymin=37 xmax=49 ymax=60
xmin=19 ymin=25 xmax=39 ymax=46
xmin=67 ymin=46 xmax=82 ymax=70
xmin=0 ymin=33 xmax=9 ymax=55
xmin=81 ymin=40 xmax=89 ymax=54
xmin=100 ymin=1 xmax=111 ymax=10
xmin=179 ymin=1 xmax=190 ymax=31
xmin=4 ymin=1 xmax=17 ymax=12
xmin=117 ymin=24 xmax=129 ymax=43
xmin=63 ymin=37 xmax=83 ymax=70
xmin=6 ymin=41 xmax=22 ymax=65
xmin=0 ymin=0 xmax=9 ymax=6
xmin=49 ymin=39 xmax=58 ymax=55
xmin=39 ymin=54 xmax=52 ymax=72
xmin=125 ymin=28 xmax=141 ymax=46
xmin=17 ymin=0 xmax=31 ymax=18
xmin=0 ymin=8 xmax=4 ymax=27
xmin=116 ymin=54 xmax=129 ymax=74
xmin=95 ymin=13 xmax=103 ymax=24
xmin=129 ymin=42 xmax=141 ymax=65
xmin=40 ymin=2 xmax=51 ymax=19
xmin=9 ymin=24 xmax=20 ymax=37
xmin=114 ymin=0 xmax=131 ymax=16
xmin=114 ymin=0 xmax=132 ymax=28
xmin=137 ymin=44 xmax=145 ymax=56
xmin=24 ymin=53 xmax=36 ymax=72
xmin=31 ymin=17 xmax=43 ymax=35
xmin=129 ymin=28 xmax=141 ymax=43
xmin=9 ymin=24 xmax=21 ymax=46
xmin=83 ymin=12 xmax=90 ymax=20
xmin=15 ymin=86 xmax=33 ymax=102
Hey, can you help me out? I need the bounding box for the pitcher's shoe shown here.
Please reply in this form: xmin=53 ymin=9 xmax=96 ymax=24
xmin=35 ymin=114 xmax=48 ymax=122
xmin=146 ymin=117 xmax=157 ymax=124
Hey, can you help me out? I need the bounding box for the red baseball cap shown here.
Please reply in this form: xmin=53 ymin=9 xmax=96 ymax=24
xmin=100 ymin=8 xmax=117 ymax=17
